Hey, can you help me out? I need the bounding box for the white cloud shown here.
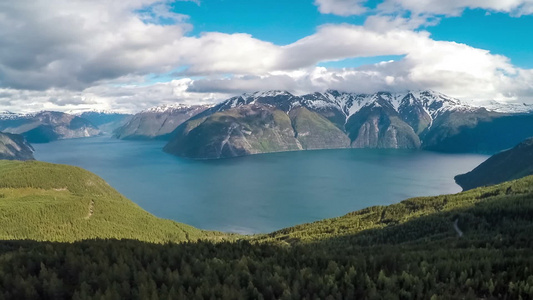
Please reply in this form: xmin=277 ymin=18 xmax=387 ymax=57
xmin=378 ymin=0 xmax=533 ymax=16
xmin=313 ymin=0 xmax=533 ymax=17
xmin=0 ymin=80 xmax=231 ymax=114
xmin=187 ymin=23 xmax=533 ymax=103
xmin=0 ymin=0 xmax=191 ymax=90
xmin=314 ymin=0 xmax=367 ymax=16
xmin=0 ymin=0 xmax=532 ymax=113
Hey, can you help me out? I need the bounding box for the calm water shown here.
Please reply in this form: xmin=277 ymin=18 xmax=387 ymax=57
xmin=33 ymin=136 xmax=489 ymax=234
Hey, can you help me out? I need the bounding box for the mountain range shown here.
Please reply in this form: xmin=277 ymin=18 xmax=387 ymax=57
xmin=2 ymin=89 xmax=533 ymax=159
xmin=0 ymin=111 xmax=100 ymax=143
xmin=163 ymin=90 xmax=533 ymax=159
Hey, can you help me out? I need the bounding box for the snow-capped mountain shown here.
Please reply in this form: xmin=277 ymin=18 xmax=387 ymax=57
xmin=164 ymin=89 xmax=533 ymax=159
xmin=0 ymin=111 xmax=29 ymax=120
xmin=142 ymin=103 xmax=212 ymax=114
xmin=301 ymin=90 xmax=477 ymax=121
xmin=0 ymin=111 xmax=100 ymax=143
xmin=466 ymin=100 xmax=533 ymax=114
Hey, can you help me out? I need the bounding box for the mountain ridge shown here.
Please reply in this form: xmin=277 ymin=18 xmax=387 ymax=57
xmin=0 ymin=111 xmax=100 ymax=143
xmin=455 ymin=137 xmax=533 ymax=190
xmin=164 ymin=89 xmax=533 ymax=159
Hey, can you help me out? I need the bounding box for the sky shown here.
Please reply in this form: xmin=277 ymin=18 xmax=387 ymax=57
xmin=0 ymin=0 xmax=532 ymax=113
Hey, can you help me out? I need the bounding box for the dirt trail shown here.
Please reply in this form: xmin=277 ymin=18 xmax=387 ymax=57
xmin=453 ymin=219 xmax=463 ymax=237
xmin=85 ymin=199 xmax=94 ymax=219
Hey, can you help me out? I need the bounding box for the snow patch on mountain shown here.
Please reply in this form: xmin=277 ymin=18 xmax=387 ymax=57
xmin=0 ymin=111 xmax=27 ymax=120
xmin=466 ymin=100 xmax=533 ymax=114
xmin=143 ymin=103 xmax=212 ymax=114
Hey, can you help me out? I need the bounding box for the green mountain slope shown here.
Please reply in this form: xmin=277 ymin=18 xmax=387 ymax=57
xmin=455 ymin=138 xmax=533 ymax=190
xmin=256 ymin=174 xmax=533 ymax=246
xmin=0 ymin=160 xmax=225 ymax=242
xmin=164 ymin=104 xmax=304 ymax=159
xmin=289 ymin=106 xmax=350 ymax=149
xmin=1 ymin=174 xmax=533 ymax=298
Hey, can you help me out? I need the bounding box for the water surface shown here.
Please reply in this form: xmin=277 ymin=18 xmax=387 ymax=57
xmin=34 ymin=137 xmax=489 ymax=234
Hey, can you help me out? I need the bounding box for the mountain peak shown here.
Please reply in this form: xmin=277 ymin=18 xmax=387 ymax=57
xmin=142 ymin=103 xmax=211 ymax=114
xmin=244 ymin=90 xmax=294 ymax=99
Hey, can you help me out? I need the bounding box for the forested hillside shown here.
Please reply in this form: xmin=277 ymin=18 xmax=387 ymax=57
xmin=0 ymin=160 xmax=226 ymax=243
xmin=1 ymin=166 xmax=533 ymax=298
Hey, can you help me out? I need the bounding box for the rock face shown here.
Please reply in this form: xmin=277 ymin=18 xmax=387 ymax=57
xmin=0 ymin=111 xmax=100 ymax=143
xmin=0 ymin=132 xmax=34 ymax=160
xmin=114 ymin=104 xmax=210 ymax=140
xmin=163 ymin=89 xmax=533 ymax=159
xmin=455 ymin=138 xmax=533 ymax=190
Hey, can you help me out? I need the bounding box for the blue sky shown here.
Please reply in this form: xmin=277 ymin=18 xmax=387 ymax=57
xmin=1 ymin=0 xmax=533 ymax=112
xmin=171 ymin=0 xmax=533 ymax=68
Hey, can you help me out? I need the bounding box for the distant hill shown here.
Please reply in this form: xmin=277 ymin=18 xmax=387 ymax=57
xmin=164 ymin=90 xmax=533 ymax=159
xmin=77 ymin=111 xmax=132 ymax=134
xmin=0 ymin=160 xmax=226 ymax=242
xmin=0 ymin=111 xmax=100 ymax=143
xmin=114 ymin=104 xmax=210 ymax=140
xmin=455 ymin=137 xmax=533 ymax=190
xmin=0 ymin=132 xmax=34 ymax=160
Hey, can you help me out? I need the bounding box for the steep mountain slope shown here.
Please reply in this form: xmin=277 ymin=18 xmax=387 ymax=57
xmin=2 ymin=172 xmax=533 ymax=298
xmin=0 ymin=160 xmax=225 ymax=242
xmin=455 ymin=138 xmax=533 ymax=190
xmin=166 ymin=89 xmax=532 ymax=159
xmin=345 ymin=98 xmax=421 ymax=149
xmin=0 ymin=132 xmax=34 ymax=160
xmin=114 ymin=104 xmax=210 ymax=140
xmin=164 ymin=104 xmax=303 ymax=159
xmin=289 ymin=106 xmax=350 ymax=150
xmin=0 ymin=111 xmax=100 ymax=143
xmin=78 ymin=111 xmax=132 ymax=134
xmin=164 ymin=92 xmax=351 ymax=158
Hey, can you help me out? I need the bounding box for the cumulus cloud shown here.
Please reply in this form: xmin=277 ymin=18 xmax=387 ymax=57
xmin=0 ymin=80 xmax=231 ymax=114
xmin=0 ymin=0 xmax=191 ymax=90
xmin=0 ymin=0 xmax=532 ymax=113
xmin=187 ymin=23 xmax=533 ymax=103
